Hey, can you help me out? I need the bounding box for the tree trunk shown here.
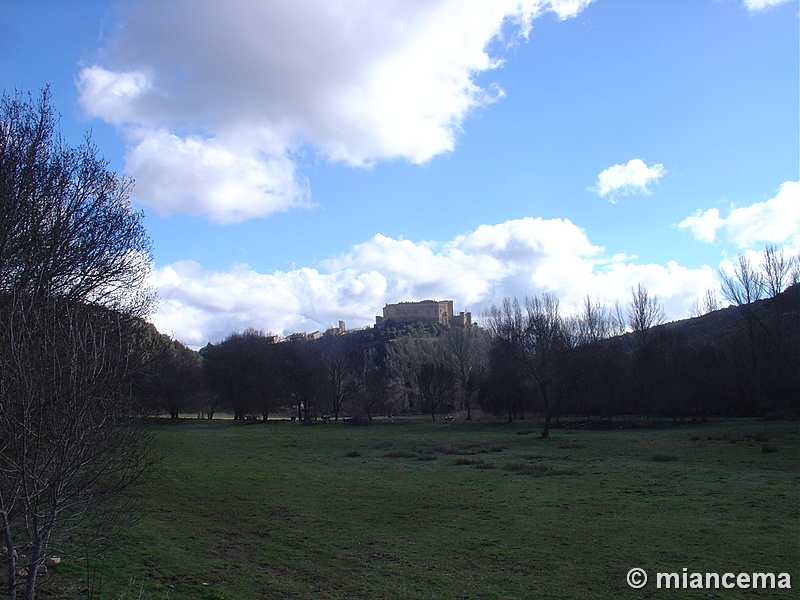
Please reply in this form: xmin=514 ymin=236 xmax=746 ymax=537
xmin=23 ymin=538 xmax=42 ymax=600
xmin=540 ymin=386 xmax=551 ymax=439
xmin=541 ymin=411 xmax=551 ymax=439
xmin=1 ymin=511 xmax=16 ymax=600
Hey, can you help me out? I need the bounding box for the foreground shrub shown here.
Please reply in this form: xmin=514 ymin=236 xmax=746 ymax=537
xmin=416 ymin=454 xmax=438 ymax=461
xmin=434 ymin=443 xmax=507 ymax=455
xmin=503 ymin=462 xmax=575 ymax=476
xmin=383 ymin=451 xmax=417 ymax=458
xmin=652 ymin=453 xmax=679 ymax=462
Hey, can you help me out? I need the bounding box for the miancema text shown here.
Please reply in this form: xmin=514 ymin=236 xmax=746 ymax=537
xmin=657 ymin=569 xmax=791 ymax=590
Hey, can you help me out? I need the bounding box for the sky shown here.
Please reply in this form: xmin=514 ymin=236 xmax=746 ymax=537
xmin=1 ymin=0 xmax=798 ymax=348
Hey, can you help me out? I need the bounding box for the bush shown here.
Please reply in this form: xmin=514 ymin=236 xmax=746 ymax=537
xmin=453 ymin=457 xmax=495 ymax=469
xmin=485 ymin=444 xmax=508 ymax=453
xmin=503 ymin=462 xmax=575 ymax=476
xmin=383 ymin=451 xmax=416 ymax=459
xmin=519 ymin=452 xmax=544 ymax=460
xmin=434 ymin=443 xmax=506 ymax=455
xmin=652 ymin=453 xmax=679 ymax=462
xmin=434 ymin=445 xmax=474 ymax=455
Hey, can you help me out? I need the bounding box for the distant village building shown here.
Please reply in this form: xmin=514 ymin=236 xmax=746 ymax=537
xmin=325 ymin=320 xmax=347 ymax=336
xmin=285 ymin=332 xmax=308 ymax=342
xmin=375 ymin=300 xmax=471 ymax=328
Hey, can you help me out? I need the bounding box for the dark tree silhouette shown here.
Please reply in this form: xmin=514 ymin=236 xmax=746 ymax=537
xmin=0 ymin=88 xmax=153 ymax=315
xmin=488 ymin=294 xmax=572 ymax=437
xmin=0 ymin=88 xmax=157 ymax=600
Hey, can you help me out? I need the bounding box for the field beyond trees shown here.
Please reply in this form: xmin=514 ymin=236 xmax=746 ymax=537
xmin=45 ymin=417 xmax=797 ymax=599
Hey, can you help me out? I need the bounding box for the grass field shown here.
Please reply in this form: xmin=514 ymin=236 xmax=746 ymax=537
xmin=44 ymin=417 xmax=798 ymax=599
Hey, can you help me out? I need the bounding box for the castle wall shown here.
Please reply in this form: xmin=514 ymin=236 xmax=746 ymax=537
xmin=378 ymin=300 xmax=469 ymax=327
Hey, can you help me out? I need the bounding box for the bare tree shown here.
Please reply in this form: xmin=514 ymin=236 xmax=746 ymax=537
xmin=791 ymin=252 xmax=800 ymax=286
xmin=690 ymin=289 xmax=720 ymax=317
xmin=717 ymin=253 xmax=770 ymax=411
xmin=415 ymin=361 xmax=456 ymax=421
xmin=719 ymin=247 xmax=798 ymax=413
xmin=578 ymin=296 xmax=626 ymax=344
xmin=149 ymin=339 xmax=204 ymax=420
xmin=439 ymin=325 xmax=488 ymax=420
xmin=203 ymin=330 xmax=289 ymax=421
xmin=719 ymin=255 xmax=764 ymax=308
xmin=319 ymin=337 xmax=357 ymax=420
xmin=388 ymin=336 xmax=454 ymax=420
xmin=0 ymin=297 xmax=159 ymax=600
xmin=0 ymin=89 xmax=158 ymax=599
xmin=488 ymin=294 xmax=571 ymax=437
xmin=350 ymin=346 xmax=396 ymax=421
xmin=762 ymin=245 xmax=793 ymax=299
xmin=569 ymin=297 xmax=627 ymax=420
xmin=625 ymin=284 xmax=665 ymax=416
xmin=0 ymin=88 xmax=153 ymax=315
xmin=626 ymin=284 xmax=665 ymax=335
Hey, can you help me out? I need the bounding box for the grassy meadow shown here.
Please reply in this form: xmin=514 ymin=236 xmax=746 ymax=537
xmin=45 ymin=417 xmax=798 ymax=599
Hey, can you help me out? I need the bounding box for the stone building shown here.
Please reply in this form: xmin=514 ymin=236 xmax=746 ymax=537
xmin=375 ymin=300 xmax=471 ymax=328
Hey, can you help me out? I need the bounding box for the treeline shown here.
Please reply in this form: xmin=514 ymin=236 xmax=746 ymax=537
xmin=148 ymin=247 xmax=799 ymax=433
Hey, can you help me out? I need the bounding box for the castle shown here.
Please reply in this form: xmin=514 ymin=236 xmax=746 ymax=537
xmin=375 ymin=300 xmax=471 ymax=328
xmin=262 ymin=301 xmax=471 ymax=344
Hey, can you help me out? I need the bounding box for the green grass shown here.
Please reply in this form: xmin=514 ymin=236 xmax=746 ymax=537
xmin=42 ymin=418 xmax=799 ymax=599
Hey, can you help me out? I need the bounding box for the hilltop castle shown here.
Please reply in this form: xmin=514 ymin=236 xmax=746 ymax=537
xmin=375 ymin=300 xmax=471 ymax=328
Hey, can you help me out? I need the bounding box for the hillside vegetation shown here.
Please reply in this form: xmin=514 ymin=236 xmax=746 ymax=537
xmin=147 ymin=279 xmax=799 ymax=432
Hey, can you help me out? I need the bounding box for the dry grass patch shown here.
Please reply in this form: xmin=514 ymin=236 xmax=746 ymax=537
xmin=434 ymin=443 xmax=507 ymax=455
xmin=382 ymin=451 xmax=417 ymax=458
xmin=503 ymin=462 xmax=576 ymax=476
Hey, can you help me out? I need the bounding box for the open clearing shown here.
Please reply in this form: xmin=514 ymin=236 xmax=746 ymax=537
xmin=45 ymin=418 xmax=798 ymax=599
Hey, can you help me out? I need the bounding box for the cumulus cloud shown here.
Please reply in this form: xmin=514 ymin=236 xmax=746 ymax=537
xmin=678 ymin=181 xmax=800 ymax=249
xmin=124 ymin=128 xmax=310 ymax=223
xmin=78 ymin=0 xmax=593 ymax=223
xmin=742 ymin=0 xmax=794 ymax=12
xmin=150 ymin=216 xmax=718 ymax=348
xmin=593 ymin=158 xmax=666 ymax=201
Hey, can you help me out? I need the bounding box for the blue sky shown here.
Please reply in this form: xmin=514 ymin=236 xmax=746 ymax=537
xmin=2 ymin=0 xmax=798 ymax=347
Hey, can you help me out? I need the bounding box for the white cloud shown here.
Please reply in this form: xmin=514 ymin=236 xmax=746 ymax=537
xmin=150 ymin=215 xmax=717 ymax=348
xmin=676 ymin=208 xmax=723 ymax=244
xmin=593 ymin=158 xmax=666 ymax=201
xmin=76 ymin=67 xmax=153 ymax=126
xmin=742 ymin=0 xmax=794 ymax=12
xmin=125 ymin=128 xmax=310 ymax=223
xmin=678 ymin=181 xmax=800 ymax=249
xmin=78 ymin=0 xmax=593 ymax=223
